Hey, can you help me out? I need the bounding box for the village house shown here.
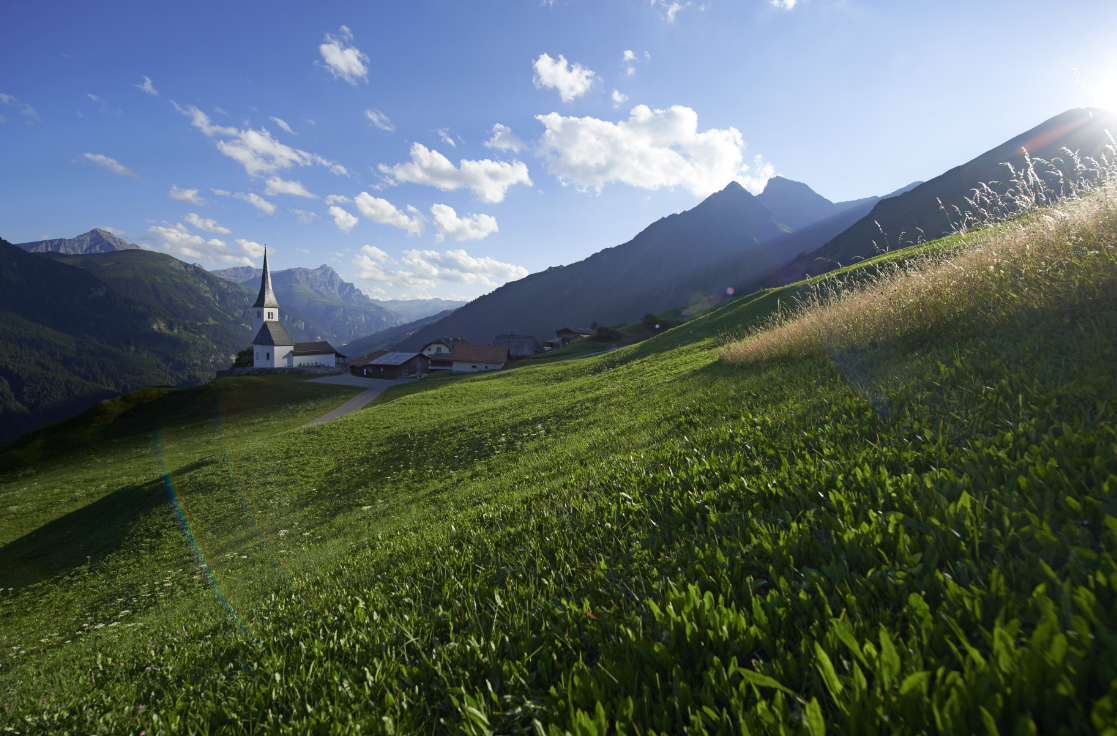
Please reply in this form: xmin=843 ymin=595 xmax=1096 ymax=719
xmin=363 ymin=352 xmax=430 ymax=379
xmin=346 ymin=350 xmax=389 ymax=376
xmin=492 ymin=333 xmax=543 ymax=359
xmin=421 ymin=338 xmax=468 ymax=370
xmin=449 ymin=344 xmax=509 ymax=374
xmin=543 ymin=326 xmax=593 ymax=351
xmin=250 ymin=251 xmax=346 ymax=368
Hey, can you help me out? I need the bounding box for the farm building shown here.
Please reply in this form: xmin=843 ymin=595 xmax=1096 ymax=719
xmin=449 ymin=344 xmax=509 ymax=374
xmin=363 ymin=352 xmax=430 ymax=379
xmin=492 ymin=333 xmax=543 ymax=359
xmin=346 ymin=350 xmax=389 ymax=376
xmin=545 ymin=326 xmax=594 ymax=350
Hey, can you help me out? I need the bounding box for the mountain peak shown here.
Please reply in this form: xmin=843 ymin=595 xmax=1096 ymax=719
xmin=16 ymin=229 xmax=142 ymax=255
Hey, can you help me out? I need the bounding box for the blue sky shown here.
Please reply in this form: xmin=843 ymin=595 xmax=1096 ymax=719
xmin=2 ymin=0 xmax=1115 ymax=300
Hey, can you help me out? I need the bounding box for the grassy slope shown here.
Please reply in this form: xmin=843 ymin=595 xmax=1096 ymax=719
xmin=0 ymin=225 xmax=1115 ymax=732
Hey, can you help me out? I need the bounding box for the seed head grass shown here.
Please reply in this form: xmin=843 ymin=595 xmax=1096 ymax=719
xmin=723 ymin=142 xmax=1117 ymax=365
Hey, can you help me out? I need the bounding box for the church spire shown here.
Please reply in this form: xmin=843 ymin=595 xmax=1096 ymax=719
xmin=253 ymin=247 xmax=279 ymax=309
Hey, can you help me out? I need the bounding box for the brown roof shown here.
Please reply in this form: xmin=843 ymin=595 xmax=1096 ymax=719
xmin=449 ymin=344 xmax=509 ymax=364
xmin=347 ymin=349 xmax=388 ymax=367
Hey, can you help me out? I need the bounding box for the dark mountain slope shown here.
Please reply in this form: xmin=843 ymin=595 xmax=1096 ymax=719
xmin=394 ymin=182 xmax=794 ymax=349
xmin=798 ymin=107 xmax=1117 ymax=277
xmin=0 ymin=240 xmax=232 ymax=445
xmin=16 ymin=228 xmax=142 ymax=254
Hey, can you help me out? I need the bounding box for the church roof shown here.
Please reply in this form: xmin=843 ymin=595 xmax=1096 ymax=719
xmin=293 ymin=341 xmax=343 ymax=357
xmin=252 ymin=321 xmax=294 ymax=346
xmin=252 ymin=250 xmax=280 ymax=309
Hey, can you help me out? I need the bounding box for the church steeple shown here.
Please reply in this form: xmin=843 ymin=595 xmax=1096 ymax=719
xmin=253 ymin=248 xmax=279 ymax=309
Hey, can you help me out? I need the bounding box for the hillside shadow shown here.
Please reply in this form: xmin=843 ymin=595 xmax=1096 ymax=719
xmin=0 ymin=458 xmax=214 ymax=592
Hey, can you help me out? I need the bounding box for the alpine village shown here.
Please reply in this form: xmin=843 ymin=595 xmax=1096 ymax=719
xmin=2 ymin=4 xmax=1117 ymax=734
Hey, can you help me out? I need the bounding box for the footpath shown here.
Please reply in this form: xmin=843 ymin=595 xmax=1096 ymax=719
xmin=301 ymin=375 xmax=409 ymax=427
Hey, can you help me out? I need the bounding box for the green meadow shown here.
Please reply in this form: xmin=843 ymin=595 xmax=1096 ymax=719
xmin=1 ymin=188 xmax=1116 ymax=734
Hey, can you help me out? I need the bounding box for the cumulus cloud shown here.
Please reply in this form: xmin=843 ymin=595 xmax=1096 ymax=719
xmin=535 ymin=104 xmax=773 ymax=197
xmin=270 ymin=116 xmax=295 ymax=134
xmin=328 ymin=205 xmax=359 ymax=233
xmin=265 ymin=176 xmax=316 ymax=198
xmin=623 ymin=50 xmax=637 ymax=76
xmin=183 ymin=213 xmax=231 ymax=234
xmin=430 ymin=204 xmax=498 ymax=243
xmin=532 ymin=53 xmax=598 ymax=102
xmin=378 ymin=143 xmax=531 ymax=204
xmin=168 ymin=186 xmax=206 ymax=205
xmin=234 ymin=192 xmax=277 ymax=214
xmin=483 ymin=124 xmax=528 ymax=153
xmin=135 ymin=76 xmax=158 ymax=96
xmin=211 ymin=188 xmax=232 ymax=196
xmin=612 ymin=90 xmax=629 ymax=108
xmin=147 ymin=223 xmax=257 ymax=265
xmin=319 ymin=26 xmax=369 ymax=85
xmin=351 ymin=244 xmax=526 ymax=292
xmin=176 ymin=104 xmax=347 ymax=178
xmin=73 ymin=153 xmax=140 ymax=179
xmin=0 ymin=93 xmax=39 ymax=123
xmin=325 ymin=194 xmax=353 ymax=205
xmin=365 ymin=109 xmax=395 ymax=131
xmin=770 ymin=0 xmax=797 ymax=7
xmin=290 ymin=208 xmax=319 ymax=224
xmin=234 ymin=238 xmax=266 ymax=259
xmin=354 ymin=193 xmax=425 ymax=236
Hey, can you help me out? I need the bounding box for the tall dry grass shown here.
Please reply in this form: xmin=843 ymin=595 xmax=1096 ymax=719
xmin=722 ymin=141 xmax=1117 ymax=366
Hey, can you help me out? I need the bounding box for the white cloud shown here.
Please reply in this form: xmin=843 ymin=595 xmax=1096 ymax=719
xmin=265 ymin=176 xmax=317 ymax=198
xmin=535 ymin=104 xmax=773 ymax=197
xmin=97 ymin=226 xmax=126 ymax=236
xmin=430 ymin=204 xmax=498 ymax=243
xmin=378 ymin=143 xmax=532 ymax=204
xmin=168 ymin=186 xmax=206 ymax=205
xmin=483 ymin=124 xmax=528 ymax=153
xmin=234 ymin=192 xmax=277 ymax=214
xmin=328 ymin=205 xmax=359 ymax=233
xmin=354 ymin=193 xmax=425 ymax=236
xmin=73 ymin=153 xmax=140 ymax=179
xmin=296 ymin=247 xmax=310 ymax=253
xmin=435 ymin=128 xmax=456 ymax=147
xmin=176 ymin=104 xmax=347 ymax=178
xmin=770 ymin=0 xmax=797 ymax=7
xmin=612 ymin=90 xmax=629 ymax=108
xmin=290 ymin=208 xmax=319 ymax=224
xmin=135 ymin=76 xmax=158 ymax=96
xmin=148 ymin=223 xmax=257 ymax=265
xmin=623 ymin=50 xmax=637 ymax=76
xmin=532 ymin=53 xmax=598 ymax=102
xmin=234 ymin=238 xmax=266 ymax=259
xmin=87 ymin=94 xmax=119 ymax=115
xmin=325 ymin=194 xmax=353 ymax=205
xmin=183 ymin=213 xmax=231 ymax=234
xmin=0 ymin=93 xmax=38 ymax=123
xmin=319 ymin=26 xmax=369 ymax=85
xmin=351 ymin=245 xmax=527 ymax=291
xmin=270 ymin=116 xmax=295 ymax=134
xmin=365 ymin=109 xmax=395 ymax=131
xmin=211 ymin=188 xmax=232 ymax=196
xmin=650 ymin=0 xmax=690 ymax=22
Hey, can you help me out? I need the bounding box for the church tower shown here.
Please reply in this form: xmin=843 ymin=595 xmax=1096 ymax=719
xmin=250 ymin=248 xmax=295 ymax=368
xmin=252 ymin=248 xmax=280 ymax=336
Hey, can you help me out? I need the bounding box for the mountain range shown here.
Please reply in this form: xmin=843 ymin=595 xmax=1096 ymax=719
xmin=396 ymin=107 xmax=1113 ymax=349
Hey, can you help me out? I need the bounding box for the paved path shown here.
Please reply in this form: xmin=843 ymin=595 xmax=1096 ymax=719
xmin=302 ymin=376 xmax=409 ymax=426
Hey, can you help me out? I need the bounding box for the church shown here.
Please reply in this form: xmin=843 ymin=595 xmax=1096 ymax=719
xmin=251 ymin=250 xmax=346 ymax=369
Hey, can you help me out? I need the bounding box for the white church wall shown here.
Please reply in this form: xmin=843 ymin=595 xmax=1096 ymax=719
xmin=254 ymin=345 xmax=293 ymax=368
xmin=293 ymin=353 xmax=336 ymax=367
